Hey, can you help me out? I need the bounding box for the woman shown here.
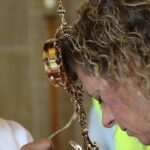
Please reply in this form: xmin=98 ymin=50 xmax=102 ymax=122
xmin=62 ymin=0 xmax=150 ymax=145
xmin=22 ymin=0 xmax=150 ymax=149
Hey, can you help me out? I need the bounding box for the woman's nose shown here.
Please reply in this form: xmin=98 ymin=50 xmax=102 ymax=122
xmin=102 ymin=105 xmax=116 ymax=128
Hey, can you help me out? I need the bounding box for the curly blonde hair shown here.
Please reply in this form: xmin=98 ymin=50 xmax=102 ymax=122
xmin=62 ymin=0 xmax=150 ymax=98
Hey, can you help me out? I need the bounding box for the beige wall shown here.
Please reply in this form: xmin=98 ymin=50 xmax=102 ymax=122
xmin=0 ymin=0 xmax=50 ymax=137
xmin=0 ymin=0 xmax=90 ymax=149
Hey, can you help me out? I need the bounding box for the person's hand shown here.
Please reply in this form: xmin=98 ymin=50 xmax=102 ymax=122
xmin=20 ymin=139 xmax=53 ymax=150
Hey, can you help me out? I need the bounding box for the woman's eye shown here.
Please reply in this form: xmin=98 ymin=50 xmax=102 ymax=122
xmin=96 ymin=96 xmax=103 ymax=104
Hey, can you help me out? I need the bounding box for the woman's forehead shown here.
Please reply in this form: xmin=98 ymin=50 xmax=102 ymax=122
xmin=76 ymin=66 xmax=111 ymax=96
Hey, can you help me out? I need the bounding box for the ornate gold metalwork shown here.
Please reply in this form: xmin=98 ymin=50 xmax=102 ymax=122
xmin=43 ymin=1 xmax=99 ymax=150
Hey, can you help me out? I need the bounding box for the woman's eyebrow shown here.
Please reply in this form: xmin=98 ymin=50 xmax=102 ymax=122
xmin=85 ymin=91 xmax=93 ymax=97
xmin=85 ymin=89 xmax=100 ymax=98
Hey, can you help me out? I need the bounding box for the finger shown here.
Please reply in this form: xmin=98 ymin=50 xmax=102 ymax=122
xmin=20 ymin=139 xmax=52 ymax=150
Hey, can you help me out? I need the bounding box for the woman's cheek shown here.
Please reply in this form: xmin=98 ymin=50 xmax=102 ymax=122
xmin=102 ymin=95 xmax=132 ymax=125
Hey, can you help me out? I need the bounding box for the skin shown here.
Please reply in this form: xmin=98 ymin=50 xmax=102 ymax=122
xmin=20 ymin=139 xmax=52 ymax=150
xmin=76 ymin=66 xmax=150 ymax=145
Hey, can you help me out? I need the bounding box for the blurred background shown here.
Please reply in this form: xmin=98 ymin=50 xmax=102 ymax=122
xmin=0 ymin=0 xmax=92 ymax=149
